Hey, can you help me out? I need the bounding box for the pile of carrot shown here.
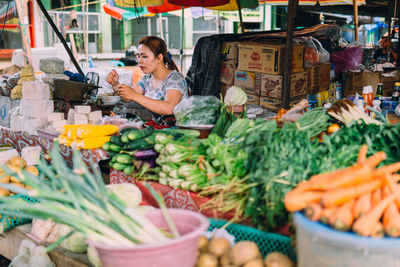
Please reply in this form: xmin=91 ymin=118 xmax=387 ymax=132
xmin=284 ymin=144 xmax=400 ymax=238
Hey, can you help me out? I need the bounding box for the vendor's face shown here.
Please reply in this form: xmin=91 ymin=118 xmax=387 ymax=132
xmin=136 ymin=44 xmax=162 ymax=74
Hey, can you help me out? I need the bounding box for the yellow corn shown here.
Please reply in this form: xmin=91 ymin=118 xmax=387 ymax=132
xmin=76 ymin=125 xmax=119 ymax=139
xmin=57 ymin=134 xmax=73 ymax=146
xmin=74 ymin=136 xmax=111 ymax=149
xmin=61 ymin=124 xmax=90 ymax=135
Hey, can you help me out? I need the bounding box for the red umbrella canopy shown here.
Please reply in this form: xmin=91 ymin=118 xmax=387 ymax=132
xmin=147 ymin=1 xmax=184 ymax=13
xmin=168 ymin=0 xmax=229 ymax=7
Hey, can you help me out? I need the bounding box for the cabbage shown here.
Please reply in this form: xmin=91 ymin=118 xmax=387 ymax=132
xmin=224 ymin=86 xmax=247 ymax=106
xmin=106 ymin=183 xmax=142 ymax=209
xmin=133 ymin=205 xmax=156 ymax=216
xmin=87 ymin=244 xmax=101 ymax=267
xmin=58 ymin=224 xmax=88 ymax=253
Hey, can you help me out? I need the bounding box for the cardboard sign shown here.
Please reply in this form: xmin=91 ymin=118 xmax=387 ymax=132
xmin=234 ymin=70 xmax=256 ymax=94
xmin=255 ymin=72 xmax=308 ymax=98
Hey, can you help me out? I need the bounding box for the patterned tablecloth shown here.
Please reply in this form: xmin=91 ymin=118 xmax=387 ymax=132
xmin=110 ymin=168 xmax=235 ymax=220
xmin=0 ymin=127 xmax=109 ymax=170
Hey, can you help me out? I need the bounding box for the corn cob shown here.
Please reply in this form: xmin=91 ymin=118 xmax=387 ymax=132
xmin=76 ymin=125 xmax=119 ymax=139
xmin=73 ymin=136 xmax=111 ymax=149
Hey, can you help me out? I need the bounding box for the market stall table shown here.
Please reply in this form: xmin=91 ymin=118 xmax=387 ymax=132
xmin=0 ymin=224 xmax=90 ymax=267
xmin=0 ymin=127 xmax=109 ymax=170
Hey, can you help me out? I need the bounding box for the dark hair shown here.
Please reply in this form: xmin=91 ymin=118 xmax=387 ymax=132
xmin=138 ymin=36 xmax=179 ymax=72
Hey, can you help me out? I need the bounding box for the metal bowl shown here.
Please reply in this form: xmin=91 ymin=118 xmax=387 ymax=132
xmin=100 ymin=95 xmax=121 ymax=105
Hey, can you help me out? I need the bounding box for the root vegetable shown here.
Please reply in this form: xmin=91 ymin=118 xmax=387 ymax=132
xmin=244 ymin=258 xmax=264 ymax=267
xmin=230 ymin=241 xmax=260 ymax=266
xmin=264 ymin=252 xmax=294 ymax=267
xmin=25 ymin=166 xmax=39 ymax=176
xmin=208 ymin=237 xmax=230 ymax=257
xmin=220 ymin=251 xmax=231 ymax=266
xmin=198 ymin=236 xmax=208 ymax=252
xmin=197 ymin=253 xmax=218 ymax=267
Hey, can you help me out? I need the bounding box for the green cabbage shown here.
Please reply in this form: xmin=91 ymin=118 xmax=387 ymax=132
xmin=106 ymin=183 xmax=142 ymax=209
xmin=224 ymin=86 xmax=247 ymax=106
xmin=87 ymin=244 xmax=101 ymax=267
xmin=58 ymin=224 xmax=88 ymax=253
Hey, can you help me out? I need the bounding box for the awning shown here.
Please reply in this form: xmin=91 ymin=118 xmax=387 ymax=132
xmin=103 ymin=3 xmax=152 ymax=20
xmin=262 ymin=0 xmax=317 ymax=5
xmin=318 ymin=0 xmax=365 ymax=5
xmin=206 ymin=0 xmax=259 ymax=11
xmin=262 ymin=0 xmax=365 ymax=5
xmin=0 ymin=1 xmax=16 ymax=23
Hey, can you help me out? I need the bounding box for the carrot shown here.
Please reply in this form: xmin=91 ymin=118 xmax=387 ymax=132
xmin=352 ymin=194 xmax=396 ymax=236
xmin=306 ymin=164 xmax=362 ymax=185
xmin=364 ymin=151 xmax=387 ymax=169
xmin=305 ymin=203 xmax=323 ymax=221
xmin=375 ymin=162 xmax=400 ymax=175
xmin=322 ymin=179 xmax=383 ymax=208
xmin=383 ymin=172 xmax=400 ymax=209
xmin=382 ymin=201 xmax=400 ymax=237
xmin=332 ymin=199 xmax=355 ymax=231
xmin=284 ymin=190 xmax=323 ymax=212
xmin=357 ymin=144 xmax=368 ymax=163
xmin=300 ymin=164 xmax=371 ymax=191
xmin=371 ymin=188 xmax=382 ymax=208
xmin=353 ymin=192 xmax=372 ymax=218
xmin=321 ymin=207 xmax=336 ymax=224
xmin=371 ymin=222 xmax=385 ymax=238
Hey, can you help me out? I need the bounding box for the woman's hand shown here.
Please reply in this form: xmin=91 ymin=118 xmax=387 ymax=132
xmin=117 ymin=84 xmax=139 ymax=102
xmin=106 ymin=69 xmax=119 ymax=86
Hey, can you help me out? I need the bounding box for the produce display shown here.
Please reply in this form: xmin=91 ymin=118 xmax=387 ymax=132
xmin=197 ymin=236 xmax=294 ymax=267
xmin=57 ymin=124 xmax=119 ymax=149
xmin=285 ymin=145 xmax=400 ymax=238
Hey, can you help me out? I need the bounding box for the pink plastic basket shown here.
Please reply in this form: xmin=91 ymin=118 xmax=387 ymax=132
xmin=89 ymin=208 xmax=209 ymax=267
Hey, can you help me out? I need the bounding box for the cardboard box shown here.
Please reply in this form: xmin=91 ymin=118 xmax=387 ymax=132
xmin=237 ymin=43 xmax=304 ymax=75
xmin=344 ymin=70 xmax=380 ymax=97
xmin=380 ymin=71 xmax=400 ymax=96
xmin=221 ymin=42 xmax=240 ymax=63
xmin=220 ymin=61 xmax=237 ymax=85
xmin=246 ymin=94 xmax=260 ymax=105
xmin=255 ymin=71 xmax=308 ymax=98
xmin=259 ymin=95 xmax=306 ymax=111
xmin=307 ymin=63 xmax=331 ymax=93
xmin=234 ymin=70 xmax=256 ymax=95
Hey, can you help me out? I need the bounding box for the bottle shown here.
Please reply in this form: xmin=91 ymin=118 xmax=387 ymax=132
xmin=362 ymin=86 xmax=373 ymax=114
xmin=356 ymin=99 xmax=366 ymax=114
xmin=376 ymin=83 xmax=383 ymax=99
xmin=392 ymin=82 xmax=400 ymax=102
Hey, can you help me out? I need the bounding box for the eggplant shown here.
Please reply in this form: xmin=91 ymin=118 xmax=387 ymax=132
xmin=134 ymin=149 xmax=159 ymax=159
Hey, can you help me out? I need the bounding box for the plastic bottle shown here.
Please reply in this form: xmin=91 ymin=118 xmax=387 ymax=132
xmin=356 ymin=99 xmax=366 ymax=114
xmin=362 ymin=86 xmax=373 ymax=107
xmin=376 ymin=83 xmax=383 ymax=99
xmin=371 ymin=100 xmax=381 ymax=119
xmin=392 ymin=82 xmax=400 ymax=102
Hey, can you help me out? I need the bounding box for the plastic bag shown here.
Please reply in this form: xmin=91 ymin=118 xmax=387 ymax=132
xmin=331 ymin=46 xmax=363 ymax=75
xmin=294 ymin=37 xmax=330 ymax=68
xmin=173 ymin=96 xmax=221 ymax=126
xmin=10 ymin=239 xmax=55 ymax=267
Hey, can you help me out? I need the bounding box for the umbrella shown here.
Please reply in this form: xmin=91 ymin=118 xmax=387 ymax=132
xmin=113 ymin=0 xmax=164 ymax=8
xmin=207 ymin=0 xmax=258 ymax=10
xmin=103 ymin=1 xmax=154 ymax=20
xmin=168 ymin=0 xmax=230 ymax=7
xmin=262 ymin=0 xmax=365 ymax=5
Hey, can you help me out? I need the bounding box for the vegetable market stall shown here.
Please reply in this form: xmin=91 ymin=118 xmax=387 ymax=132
xmin=0 ymin=127 xmax=109 ymax=170
xmin=0 ymin=224 xmax=90 ymax=267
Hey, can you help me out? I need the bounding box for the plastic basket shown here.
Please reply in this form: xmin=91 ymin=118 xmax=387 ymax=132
xmin=0 ymin=195 xmax=37 ymax=232
xmin=208 ymin=218 xmax=296 ymax=260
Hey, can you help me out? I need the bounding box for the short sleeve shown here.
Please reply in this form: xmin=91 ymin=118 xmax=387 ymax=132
xmin=164 ymin=72 xmax=188 ymax=98
xmin=138 ymin=74 xmax=150 ymax=92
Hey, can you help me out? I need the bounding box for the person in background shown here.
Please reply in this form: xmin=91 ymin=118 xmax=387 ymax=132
xmin=372 ymin=37 xmax=397 ymax=64
xmin=106 ymin=36 xmax=188 ymax=116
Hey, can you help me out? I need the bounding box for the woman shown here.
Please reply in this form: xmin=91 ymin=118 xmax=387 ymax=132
xmin=372 ymin=37 xmax=397 ymax=64
xmin=106 ymin=36 xmax=188 ymax=115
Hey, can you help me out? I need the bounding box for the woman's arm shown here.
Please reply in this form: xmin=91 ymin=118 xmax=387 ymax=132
xmin=117 ymin=85 xmax=182 ymax=115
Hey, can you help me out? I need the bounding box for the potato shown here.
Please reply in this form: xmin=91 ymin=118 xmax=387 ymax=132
xmin=9 ymin=176 xmax=20 ymax=183
xmin=9 ymin=156 xmax=27 ymax=168
xmin=208 ymin=238 xmax=230 ymax=257
xmin=0 ymin=175 xmax=9 ymax=183
xmin=264 ymin=252 xmax=294 ymax=267
xmin=197 ymin=253 xmax=218 ymax=267
xmin=24 ymin=165 xmax=39 ymax=176
xmin=198 ymin=236 xmax=209 ymax=252
xmin=9 ymin=182 xmax=25 ymax=193
xmin=244 ymin=259 xmax=264 ymax=267
xmin=0 ymin=188 xmax=9 ymax=196
xmin=230 ymin=241 xmax=260 ymax=266
xmin=220 ymin=251 xmax=231 ymax=266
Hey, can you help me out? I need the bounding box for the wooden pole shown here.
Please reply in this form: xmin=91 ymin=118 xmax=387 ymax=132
xmin=236 ymin=0 xmax=244 ymax=33
xmin=282 ymin=0 xmax=298 ymax=109
xmin=353 ymin=0 xmax=358 ymax=42
xmin=180 ymin=6 xmax=184 ymax=73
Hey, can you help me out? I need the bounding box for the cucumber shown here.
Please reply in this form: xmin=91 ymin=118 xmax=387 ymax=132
xmin=112 ymin=162 xmax=129 ymax=171
xmin=110 ymin=135 xmax=124 ymax=146
xmin=123 ymin=165 xmax=135 ymax=175
xmin=108 ymin=160 xmax=114 ymax=168
xmin=111 ymin=153 xmax=119 ymax=163
xmin=110 ymin=144 xmax=122 ymax=152
xmin=119 ymin=127 xmax=140 ymax=136
xmin=108 ymin=151 xmax=117 ymax=158
xmin=123 ymin=138 xmax=154 ymax=151
xmin=121 ymin=133 xmax=130 ymax=143
xmin=127 ymin=126 xmax=154 ymax=141
xmin=116 ymin=154 xmax=133 ymax=164
xmin=102 ymin=142 xmax=112 ymax=151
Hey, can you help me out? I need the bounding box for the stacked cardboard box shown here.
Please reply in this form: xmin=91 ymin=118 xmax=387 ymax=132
xmin=219 ymin=42 xmax=240 ymax=98
xmin=306 ymin=62 xmax=331 ymax=94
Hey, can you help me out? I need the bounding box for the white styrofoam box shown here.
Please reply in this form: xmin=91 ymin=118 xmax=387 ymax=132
xmin=67 ymin=108 xmax=75 ymax=124
xmin=74 ymin=119 xmax=88 ymax=125
xmin=73 ymin=113 xmax=88 ymax=121
xmin=47 ymin=112 xmax=64 ymax=122
xmin=19 ymin=99 xmax=54 ymax=118
xmin=0 ymin=96 xmax=21 ymax=128
xmin=21 ymin=146 xmax=42 ymax=166
xmin=20 ymin=116 xmax=47 ymax=135
xmin=10 ymin=113 xmax=23 ymax=132
xmin=75 ymin=105 xmax=91 ymax=114
xmin=88 ymin=110 xmax=102 ymax=122
xmin=51 ymin=119 xmax=67 ymax=132
xmin=22 ymin=81 xmax=50 ymax=100
xmin=0 ymin=149 xmax=19 ymax=164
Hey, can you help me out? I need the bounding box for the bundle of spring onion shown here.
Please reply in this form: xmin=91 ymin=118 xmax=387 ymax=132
xmin=0 ymin=143 xmax=175 ymax=246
